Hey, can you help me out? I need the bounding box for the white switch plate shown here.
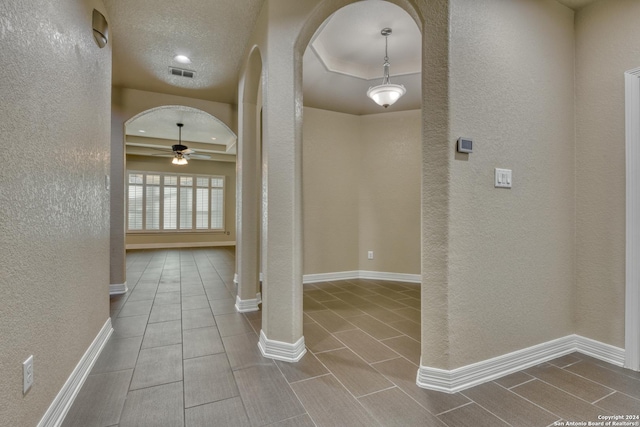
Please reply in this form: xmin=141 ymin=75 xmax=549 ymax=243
xmin=367 ymin=251 xmax=374 ymax=260
xmin=495 ymin=168 xmax=512 ymax=188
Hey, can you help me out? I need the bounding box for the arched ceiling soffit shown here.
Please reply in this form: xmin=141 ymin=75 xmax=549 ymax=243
xmin=125 ymin=106 xmax=237 ymax=160
xmin=303 ymin=0 xmax=422 ymax=115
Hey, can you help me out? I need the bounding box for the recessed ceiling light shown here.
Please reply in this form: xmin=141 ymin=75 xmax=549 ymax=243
xmin=174 ymin=55 xmax=191 ymax=64
xmin=211 ymin=137 xmax=217 ymax=140
xmin=139 ymin=130 xmax=146 ymax=133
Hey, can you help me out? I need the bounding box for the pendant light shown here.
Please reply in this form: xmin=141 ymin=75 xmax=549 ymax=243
xmin=367 ymin=28 xmax=406 ymax=108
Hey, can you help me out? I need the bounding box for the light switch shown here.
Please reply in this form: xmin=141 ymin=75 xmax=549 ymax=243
xmin=495 ymin=168 xmax=512 ymax=188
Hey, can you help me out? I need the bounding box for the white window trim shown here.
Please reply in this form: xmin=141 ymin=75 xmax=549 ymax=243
xmin=126 ymin=170 xmax=225 ymax=233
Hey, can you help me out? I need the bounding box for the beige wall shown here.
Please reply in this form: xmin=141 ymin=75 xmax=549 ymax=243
xmin=359 ymin=110 xmax=422 ymax=274
xmin=303 ymin=108 xmax=361 ymax=274
xmin=447 ymin=0 xmax=576 ymax=367
xmin=125 ymin=154 xmax=236 ymax=247
xmin=0 ymin=0 xmax=112 ymax=425
xmin=574 ymin=0 xmax=640 ymax=347
xmin=302 ymin=107 xmax=421 ymax=275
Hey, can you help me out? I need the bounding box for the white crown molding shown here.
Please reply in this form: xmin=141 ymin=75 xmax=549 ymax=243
xmin=417 ymin=335 xmax=625 ymax=394
xmin=235 ymin=292 xmax=261 ymax=313
xmin=126 ymin=241 xmax=236 ymax=250
xmin=303 ymin=270 xmax=420 ymax=284
xmin=109 ymin=282 xmax=128 ymax=296
xmin=310 ymin=42 xmax=420 ymax=81
xmin=258 ymin=330 xmax=306 ymax=363
xmin=625 ymin=67 xmax=640 ymax=371
xmin=38 ymin=318 xmax=113 ymax=427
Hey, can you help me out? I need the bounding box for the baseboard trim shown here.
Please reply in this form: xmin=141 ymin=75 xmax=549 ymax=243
xmin=258 ymin=330 xmax=306 ymax=362
xmin=575 ymin=335 xmax=626 ymax=367
xmin=38 ymin=318 xmax=113 ymax=427
xmin=303 ymin=270 xmax=420 ymax=284
xmin=109 ymin=282 xmax=128 ymax=296
xmin=126 ymin=241 xmax=236 ymax=250
xmin=235 ymin=292 xmax=261 ymax=313
xmin=417 ymin=334 xmax=625 ymax=394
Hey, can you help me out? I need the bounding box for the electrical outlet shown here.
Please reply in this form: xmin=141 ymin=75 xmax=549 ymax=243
xmin=367 ymin=251 xmax=374 ymax=260
xmin=23 ymin=355 xmax=33 ymax=394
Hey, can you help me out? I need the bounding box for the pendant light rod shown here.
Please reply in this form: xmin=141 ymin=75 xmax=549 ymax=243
xmin=367 ymin=27 xmax=406 ymax=108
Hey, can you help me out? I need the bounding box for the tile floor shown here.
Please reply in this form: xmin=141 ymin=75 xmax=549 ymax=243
xmin=63 ymin=248 xmax=640 ymax=427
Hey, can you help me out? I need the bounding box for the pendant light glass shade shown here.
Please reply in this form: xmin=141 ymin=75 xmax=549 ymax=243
xmin=367 ymin=83 xmax=406 ymax=108
xmin=367 ymin=28 xmax=406 ymax=108
xmin=172 ymin=154 xmax=188 ymax=165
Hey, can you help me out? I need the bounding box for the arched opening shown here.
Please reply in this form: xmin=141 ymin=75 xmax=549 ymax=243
xmin=300 ymin=0 xmax=423 ymax=365
xmin=236 ymin=47 xmax=264 ymax=312
xmin=123 ymin=106 xmax=237 ymax=250
xmin=243 ymin=0 xmax=451 ymax=380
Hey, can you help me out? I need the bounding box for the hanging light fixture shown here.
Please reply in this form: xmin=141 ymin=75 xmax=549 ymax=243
xmin=172 ymin=153 xmax=188 ymax=165
xmin=172 ymin=123 xmax=188 ymax=165
xmin=367 ymin=28 xmax=406 ymax=108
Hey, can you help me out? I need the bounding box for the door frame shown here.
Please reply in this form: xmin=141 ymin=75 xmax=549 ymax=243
xmin=624 ymin=67 xmax=640 ymax=371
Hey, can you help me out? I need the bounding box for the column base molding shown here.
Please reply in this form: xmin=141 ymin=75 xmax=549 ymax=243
xmin=258 ymin=330 xmax=306 ymax=362
xmin=109 ymin=282 xmax=128 ymax=296
xmin=235 ymin=293 xmax=261 ymax=312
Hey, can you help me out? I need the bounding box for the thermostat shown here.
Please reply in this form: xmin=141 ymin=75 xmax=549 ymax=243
xmin=457 ymin=137 xmax=473 ymax=153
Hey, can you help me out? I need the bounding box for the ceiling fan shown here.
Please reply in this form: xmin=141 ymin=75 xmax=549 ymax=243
xmin=153 ymin=123 xmax=212 ymax=165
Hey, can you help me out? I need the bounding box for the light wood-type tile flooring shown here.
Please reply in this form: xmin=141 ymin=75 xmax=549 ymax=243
xmin=62 ymin=248 xmax=640 ymax=426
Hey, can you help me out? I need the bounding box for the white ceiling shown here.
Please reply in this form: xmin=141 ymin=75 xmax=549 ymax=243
xmin=106 ymin=0 xmax=595 ymax=147
xmin=125 ymin=106 xmax=237 ymax=160
xmin=304 ymin=1 xmax=422 ymax=115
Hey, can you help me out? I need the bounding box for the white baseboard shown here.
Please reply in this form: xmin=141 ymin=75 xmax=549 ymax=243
xmin=38 ymin=318 xmax=113 ymax=427
xmin=109 ymin=282 xmax=128 ymax=296
xmin=417 ymin=334 xmax=625 ymax=394
xmin=235 ymin=292 xmax=262 ymax=313
xmin=575 ymin=335 xmax=626 ymax=366
xmin=303 ymin=270 xmax=420 ymax=284
xmin=126 ymin=241 xmax=236 ymax=250
xmin=258 ymin=330 xmax=306 ymax=362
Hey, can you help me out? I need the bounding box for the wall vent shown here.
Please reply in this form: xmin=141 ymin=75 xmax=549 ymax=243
xmin=169 ymin=67 xmax=195 ymax=78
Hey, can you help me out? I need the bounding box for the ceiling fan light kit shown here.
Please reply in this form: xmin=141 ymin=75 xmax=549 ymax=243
xmin=172 ymin=123 xmax=188 ymax=165
xmin=367 ymin=28 xmax=406 ymax=108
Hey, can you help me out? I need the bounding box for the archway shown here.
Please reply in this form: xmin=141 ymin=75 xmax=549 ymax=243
xmin=236 ymin=47 xmax=264 ymax=312
xmin=235 ymin=0 xmax=452 ymax=382
xmin=109 ymin=95 xmax=237 ymax=295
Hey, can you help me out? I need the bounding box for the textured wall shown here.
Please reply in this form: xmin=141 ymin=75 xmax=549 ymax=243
xmin=447 ymin=0 xmax=576 ymax=367
xmin=0 ymin=0 xmax=112 ymax=425
xmin=125 ymin=154 xmax=237 ymax=246
xmin=575 ymin=0 xmax=640 ymax=347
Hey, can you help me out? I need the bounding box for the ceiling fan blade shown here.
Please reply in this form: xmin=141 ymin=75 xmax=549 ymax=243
xmin=182 ymin=148 xmax=195 ymax=154
xmin=136 ymin=146 xmax=173 ymax=152
xmin=189 ymin=154 xmax=211 ymax=159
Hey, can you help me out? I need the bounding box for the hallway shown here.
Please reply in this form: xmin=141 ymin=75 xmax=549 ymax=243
xmin=63 ymin=248 xmax=640 ymax=426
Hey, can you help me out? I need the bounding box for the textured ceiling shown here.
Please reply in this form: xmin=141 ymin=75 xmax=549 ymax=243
xmin=107 ymin=0 xmax=592 ymax=130
xmin=103 ymin=0 xmax=265 ymax=104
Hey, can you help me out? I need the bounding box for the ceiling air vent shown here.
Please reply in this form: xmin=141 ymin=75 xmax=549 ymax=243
xmin=169 ymin=67 xmax=196 ymax=79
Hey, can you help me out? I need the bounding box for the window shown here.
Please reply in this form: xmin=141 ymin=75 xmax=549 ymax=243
xmin=127 ymin=171 xmax=225 ymax=232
